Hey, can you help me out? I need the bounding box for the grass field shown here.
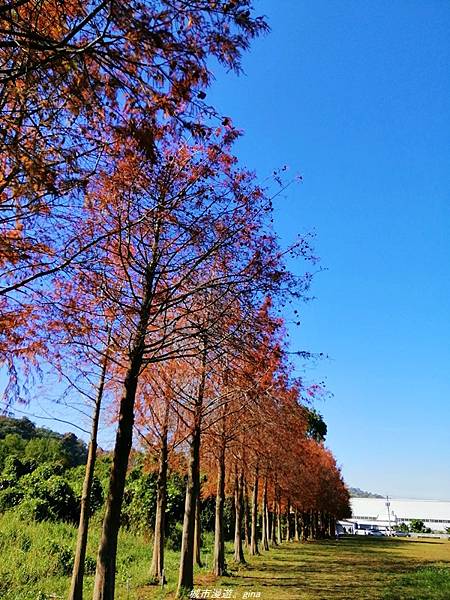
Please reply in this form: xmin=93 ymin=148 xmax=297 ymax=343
xmin=1 ymin=511 xmax=450 ymax=600
xmin=214 ymin=537 xmax=450 ymax=600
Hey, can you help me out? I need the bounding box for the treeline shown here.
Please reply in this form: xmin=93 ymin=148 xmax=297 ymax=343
xmin=1 ymin=2 xmax=350 ymax=599
xmin=0 ymin=413 xmax=350 ymax=586
xmin=0 ymin=416 xmax=87 ymax=470
xmin=348 ymin=487 xmax=383 ymax=499
xmin=0 ymin=416 xmax=185 ymax=533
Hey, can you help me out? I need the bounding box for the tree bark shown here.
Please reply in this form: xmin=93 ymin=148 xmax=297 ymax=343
xmin=92 ymin=360 xmax=141 ymax=599
xmin=177 ymin=346 xmax=206 ymax=597
xmin=91 ymin=211 xmax=163 ymax=600
xmin=176 ymin=422 xmax=201 ymax=597
xmin=150 ymin=429 xmax=168 ymax=583
xmin=276 ymin=498 xmax=282 ymax=546
xmin=270 ymin=500 xmax=277 ymax=546
xmin=213 ymin=441 xmax=226 ymax=575
xmin=329 ymin=514 xmax=336 ymax=538
xmin=233 ymin=468 xmax=245 ymax=563
xmin=294 ymin=507 xmax=299 ymax=542
xmin=194 ymin=495 xmax=202 ymax=567
xmin=302 ymin=511 xmax=310 ymax=541
xmin=249 ymin=468 xmax=259 ymax=555
xmin=285 ymin=498 xmax=291 ymax=542
xmin=261 ymin=477 xmax=269 ymax=551
xmin=93 ymin=259 xmax=156 ymax=600
xmin=311 ymin=510 xmax=317 ymax=540
xmin=68 ymin=343 xmax=108 ymax=600
xmin=243 ymin=481 xmax=251 ymax=548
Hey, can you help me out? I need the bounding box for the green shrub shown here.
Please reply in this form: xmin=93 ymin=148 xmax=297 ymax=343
xmin=45 ymin=539 xmax=74 ymax=575
xmin=121 ymin=470 xmax=157 ymax=531
xmin=84 ymin=555 xmax=96 ymax=575
xmin=20 ymin=468 xmax=78 ymax=522
xmin=18 ymin=498 xmax=54 ymax=522
xmin=66 ymin=466 xmax=104 ymax=514
xmin=2 ymin=456 xmax=27 ymax=480
xmin=0 ymin=487 xmax=24 ymax=511
xmin=166 ymin=521 xmax=183 ymax=551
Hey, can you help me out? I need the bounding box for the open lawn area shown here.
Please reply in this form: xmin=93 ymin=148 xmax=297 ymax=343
xmin=139 ymin=536 xmax=450 ymax=600
xmin=2 ymin=511 xmax=450 ymax=600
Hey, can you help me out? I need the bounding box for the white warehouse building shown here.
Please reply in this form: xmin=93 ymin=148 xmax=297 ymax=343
xmin=339 ymin=497 xmax=450 ymax=533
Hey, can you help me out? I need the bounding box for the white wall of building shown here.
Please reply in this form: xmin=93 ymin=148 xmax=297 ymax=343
xmin=349 ymin=497 xmax=450 ymax=532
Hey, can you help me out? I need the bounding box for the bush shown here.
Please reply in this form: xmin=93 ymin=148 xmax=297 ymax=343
xmin=0 ymin=487 xmax=24 ymax=512
xmin=84 ymin=555 xmax=96 ymax=575
xmin=410 ymin=519 xmax=426 ymax=533
xmin=66 ymin=466 xmax=104 ymax=515
xmin=2 ymin=456 xmax=27 ymax=481
xmin=121 ymin=470 xmax=157 ymax=531
xmin=45 ymin=540 xmax=74 ymax=575
xmin=18 ymin=498 xmax=54 ymax=522
xmin=166 ymin=521 xmax=183 ymax=551
xmin=20 ymin=468 xmax=78 ymax=522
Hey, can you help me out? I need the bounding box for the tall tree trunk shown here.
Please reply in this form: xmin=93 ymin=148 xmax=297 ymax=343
xmin=150 ymin=429 xmax=168 ymax=583
xmin=93 ymin=249 xmax=158 ymax=600
xmin=276 ymin=498 xmax=282 ymax=545
xmin=92 ymin=357 xmax=142 ymax=599
xmin=243 ymin=480 xmax=250 ymax=548
xmin=194 ymin=495 xmax=202 ymax=567
xmin=249 ymin=468 xmax=259 ymax=555
xmin=329 ymin=514 xmax=336 ymax=538
xmin=270 ymin=500 xmax=277 ymax=546
xmin=213 ymin=441 xmax=226 ymax=575
xmin=177 ymin=346 xmax=206 ymax=598
xmin=69 ymin=342 xmax=109 ymax=600
xmin=233 ymin=468 xmax=245 ymax=563
xmin=261 ymin=477 xmax=269 ymax=551
xmin=294 ymin=507 xmax=299 ymax=542
xmin=310 ymin=510 xmax=317 ymax=540
xmin=285 ymin=498 xmax=291 ymax=542
xmin=303 ymin=511 xmax=310 ymax=541
xmin=177 ymin=422 xmax=201 ymax=597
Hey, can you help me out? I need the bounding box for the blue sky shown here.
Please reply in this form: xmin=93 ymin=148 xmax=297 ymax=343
xmin=206 ymin=0 xmax=450 ymax=499
xmin=4 ymin=1 xmax=449 ymax=499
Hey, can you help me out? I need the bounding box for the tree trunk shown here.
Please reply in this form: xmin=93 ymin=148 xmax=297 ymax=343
xmin=249 ymin=468 xmax=259 ymax=555
xmin=150 ymin=430 xmax=168 ymax=583
xmin=294 ymin=507 xmax=299 ymax=542
xmin=276 ymin=499 xmax=282 ymax=545
xmin=213 ymin=442 xmax=226 ymax=575
xmin=177 ymin=347 xmax=206 ymax=598
xmin=177 ymin=422 xmax=201 ymax=596
xmin=302 ymin=511 xmax=310 ymax=541
xmin=92 ymin=360 xmax=141 ymax=599
xmin=233 ymin=468 xmax=245 ymax=563
xmin=270 ymin=500 xmax=277 ymax=546
xmin=310 ymin=510 xmax=317 ymax=540
xmin=285 ymin=499 xmax=291 ymax=542
xmin=329 ymin=514 xmax=336 ymax=538
xmin=93 ymin=256 xmax=157 ymax=600
xmin=243 ymin=481 xmax=251 ymax=548
xmin=68 ymin=343 xmax=108 ymax=600
xmin=261 ymin=477 xmax=269 ymax=551
xmin=194 ymin=495 xmax=202 ymax=568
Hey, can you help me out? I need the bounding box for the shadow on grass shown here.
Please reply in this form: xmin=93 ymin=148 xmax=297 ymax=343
xmin=221 ymin=537 xmax=450 ymax=600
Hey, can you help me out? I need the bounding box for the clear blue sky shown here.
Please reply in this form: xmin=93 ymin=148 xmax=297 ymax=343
xmin=207 ymin=0 xmax=450 ymax=499
xmin=4 ymin=1 xmax=449 ymax=499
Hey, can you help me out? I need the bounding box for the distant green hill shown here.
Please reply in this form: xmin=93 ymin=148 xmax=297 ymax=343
xmin=349 ymin=487 xmax=383 ymax=499
xmin=0 ymin=415 xmax=87 ymax=470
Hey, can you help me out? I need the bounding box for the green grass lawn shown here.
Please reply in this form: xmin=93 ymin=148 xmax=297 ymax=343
xmin=1 ymin=511 xmax=450 ymax=600
xmin=212 ymin=536 xmax=450 ymax=600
